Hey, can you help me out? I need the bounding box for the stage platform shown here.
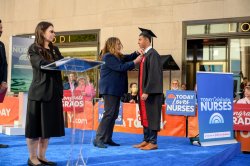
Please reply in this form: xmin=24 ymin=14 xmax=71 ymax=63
xmin=0 ymin=128 xmax=244 ymax=166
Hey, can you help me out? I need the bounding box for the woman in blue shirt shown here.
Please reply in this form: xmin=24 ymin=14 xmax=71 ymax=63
xmin=94 ymin=37 xmax=143 ymax=148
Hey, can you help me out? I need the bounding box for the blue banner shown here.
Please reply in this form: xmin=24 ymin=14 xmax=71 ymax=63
xmin=197 ymin=72 xmax=234 ymax=143
xmin=98 ymin=101 xmax=123 ymax=125
xmin=166 ymin=90 xmax=196 ymax=116
xmin=11 ymin=36 xmax=34 ymax=92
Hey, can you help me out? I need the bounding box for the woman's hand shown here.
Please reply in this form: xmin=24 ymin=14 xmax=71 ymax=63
xmin=137 ymin=49 xmax=144 ymax=56
xmin=133 ymin=55 xmax=143 ymax=64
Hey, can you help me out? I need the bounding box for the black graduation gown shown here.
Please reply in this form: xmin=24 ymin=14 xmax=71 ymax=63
xmin=138 ymin=48 xmax=163 ymax=131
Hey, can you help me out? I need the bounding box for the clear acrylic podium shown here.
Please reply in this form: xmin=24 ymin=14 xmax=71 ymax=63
xmin=42 ymin=57 xmax=104 ymax=166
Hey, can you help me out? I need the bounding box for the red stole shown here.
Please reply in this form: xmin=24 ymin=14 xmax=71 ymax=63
xmin=139 ymin=56 xmax=148 ymax=127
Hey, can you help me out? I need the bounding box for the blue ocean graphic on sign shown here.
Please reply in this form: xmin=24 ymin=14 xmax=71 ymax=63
xmin=11 ymin=37 xmax=34 ymax=92
xmin=166 ymin=90 xmax=196 ymax=116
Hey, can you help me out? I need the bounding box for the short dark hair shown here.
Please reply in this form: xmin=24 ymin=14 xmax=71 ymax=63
xmin=139 ymin=34 xmax=151 ymax=43
xmin=130 ymin=82 xmax=137 ymax=88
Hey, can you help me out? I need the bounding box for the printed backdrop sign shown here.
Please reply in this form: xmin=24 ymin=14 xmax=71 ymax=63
xmin=235 ymin=131 xmax=250 ymax=152
xmin=233 ymin=104 xmax=250 ymax=131
xmin=67 ymin=101 xmax=94 ymax=130
xmin=197 ymin=72 xmax=234 ymax=144
xmin=63 ymin=90 xmax=84 ymax=112
xmin=94 ymin=103 xmax=186 ymax=137
xmin=11 ymin=36 xmax=34 ymax=92
xmin=65 ymin=102 xmax=187 ymax=137
xmin=0 ymin=97 xmax=19 ymax=125
xmin=98 ymin=101 xmax=123 ymax=125
xmin=166 ymin=90 xmax=196 ymax=116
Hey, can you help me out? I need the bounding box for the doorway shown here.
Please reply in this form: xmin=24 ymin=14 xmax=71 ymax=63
xmin=186 ymin=38 xmax=228 ymax=90
xmin=185 ymin=37 xmax=250 ymax=97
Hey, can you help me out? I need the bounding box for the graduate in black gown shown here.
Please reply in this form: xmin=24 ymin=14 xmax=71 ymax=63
xmin=133 ymin=28 xmax=163 ymax=150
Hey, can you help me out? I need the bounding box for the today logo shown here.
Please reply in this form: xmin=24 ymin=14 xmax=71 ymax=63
xmin=209 ymin=113 xmax=224 ymax=124
xmin=167 ymin=93 xmax=176 ymax=99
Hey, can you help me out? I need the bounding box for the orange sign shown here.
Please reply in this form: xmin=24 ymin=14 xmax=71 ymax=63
xmin=113 ymin=103 xmax=143 ymax=134
xmin=0 ymin=96 xmax=19 ymax=125
xmin=235 ymin=131 xmax=250 ymax=152
xmin=159 ymin=105 xmax=186 ymax=137
xmin=188 ymin=115 xmax=199 ymax=138
xmin=187 ymin=108 xmax=199 ymax=138
xmin=72 ymin=103 xmax=187 ymax=137
xmin=67 ymin=101 xmax=94 ymax=130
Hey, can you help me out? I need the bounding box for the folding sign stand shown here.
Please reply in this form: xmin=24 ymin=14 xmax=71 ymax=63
xmin=42 ymin=57 xmax=104 ymax=166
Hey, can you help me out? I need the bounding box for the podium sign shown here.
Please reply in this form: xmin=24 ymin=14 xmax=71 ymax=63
xmin=197 ymin=72 xmax=236 ymax=146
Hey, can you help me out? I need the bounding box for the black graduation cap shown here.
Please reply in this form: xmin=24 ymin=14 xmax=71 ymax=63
xmin=139 ymin=27 xmax=157 ymax=47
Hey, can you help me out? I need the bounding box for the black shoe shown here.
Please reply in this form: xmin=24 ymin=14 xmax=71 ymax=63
xmin=104 ymin=140 xmax=120 ymax=146
xmin=243 ymin=151 xmax=250 ymax=154
xmin=37 ymin=158 xmax=57 ymax=166
xmin=93 ymin=139 xmax=107 ymax=148
xmin=0 ymin=144 xmax=8 ymax=148
xmin=27 ymin=158 xmax=45 ymax=166
xmin=37 ymin=158 xmax=57 ymax=165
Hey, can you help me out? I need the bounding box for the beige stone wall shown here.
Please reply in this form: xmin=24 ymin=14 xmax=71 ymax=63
xmin=1 ymin=0 xmax=250 ymax=91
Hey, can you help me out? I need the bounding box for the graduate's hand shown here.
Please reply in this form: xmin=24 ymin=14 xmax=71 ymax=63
xmin=141 ymin=93 xmax=148 ymax=101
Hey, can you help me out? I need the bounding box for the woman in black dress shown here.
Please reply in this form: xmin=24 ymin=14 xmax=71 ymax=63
xmin=25 ymin=21 xmax=65 ymax=166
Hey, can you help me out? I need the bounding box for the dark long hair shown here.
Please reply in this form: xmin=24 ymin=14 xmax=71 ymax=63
xmin=100 ymin=37 xmax=123 ymax=60
xmin=34 ymin=21 xmax=55 ymax=61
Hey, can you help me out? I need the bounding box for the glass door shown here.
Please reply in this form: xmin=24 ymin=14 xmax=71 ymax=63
xmin=197 ymin=62 xmax=226 ymax=72
xmin=186 ymin=38 xmax=228 ymax=90
xmin=230 ymin=38 xmax=250 ymax=98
